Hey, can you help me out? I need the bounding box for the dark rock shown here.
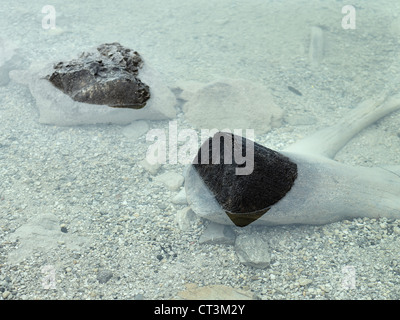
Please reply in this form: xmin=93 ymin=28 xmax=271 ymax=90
xmin=46 ymin=42 xmax=150 ymax=109
xmin=189 ymin=132 xmax=298 ymax=227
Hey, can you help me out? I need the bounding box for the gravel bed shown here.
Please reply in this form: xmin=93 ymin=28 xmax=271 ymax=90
xmin=1 ymin=0 xmax=400 ymax=300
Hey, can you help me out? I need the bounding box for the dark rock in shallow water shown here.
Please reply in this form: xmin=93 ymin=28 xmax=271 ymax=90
xmin=187 ymin=132 xmax=298 ymax=227
xmin=9 ymin=44 xmax=176 ymax=126
xmin=46 ymin=42 xmax=150 ymax=108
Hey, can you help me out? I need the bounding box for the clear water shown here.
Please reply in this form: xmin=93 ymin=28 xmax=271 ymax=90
xmin=1 ymin=0 xmax=400 ymax=300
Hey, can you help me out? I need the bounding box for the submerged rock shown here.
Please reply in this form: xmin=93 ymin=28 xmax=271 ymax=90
xmin=97 ymin=269 xmax=113 ymax=284
xmin=171 ymin=188 xmax=188 ymax=205
xmin=180 ymin=78 xmax=283 ymax=134
xmin=199 ymin=222 xmax=236 ymax=245
xmin=10 ymin=43 xmax=176 ymax=126
xmin=185 ymin=132 xmax=298 ymax=227
xmin=235 ymin=233 xmax=271 ymax=269
xmin=175 ymin=207 xmax=196 ymax=231
xmin=155 ymin=171 xmax=184 ymax=191
xmin=7 ymin=213 xmax=88 ymax=264
xmin=122 ymin=120 xmax=149 ymax=139
xmin=46 ymin=43 xmax=150 ymax=108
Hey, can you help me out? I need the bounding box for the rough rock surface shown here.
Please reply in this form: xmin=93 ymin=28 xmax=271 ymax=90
xmin=181 ymin=78 xmax=283 ymax=134
xmin=155 ymin=172 xmax=184 ymax=191
xmin=171 ymin=188 xmax=188 ymax=205
xmin=46 ymin=42 xmax=150 ymax=108
xmin=199 ymin=222 xmax=236 ymax=245
xmin=9 ymin=43 xmax=176 ymax=126
xmin=175 ymin=207 xmax=197 ymax=231
xmin=122 ymin=120 xmax=149 ymax=139
xmin=186 ymin=132 xmax=298 ymax=227
xmin=235 ymin=233 xmax=271 ymax=269
xmin=7 ymin=213 xmax=88 ymax=264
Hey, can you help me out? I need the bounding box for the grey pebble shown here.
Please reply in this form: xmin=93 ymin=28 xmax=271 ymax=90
xmin=309 ymin=26 xmax=324 ymax=67
xmin=298 ymin=278 xmax=313 ymax=286
xmin=171 ymin=188 xmax=188 ymax=205
xmin=199 ymin=222 xmax=236 ymax=245
xmin=235 ymin=234 xmax=271 ymax=269
xmin=139 ymin=158 xmax=161 ymax=175
xmin=2 ymin=291 xmax=11 ymax=299
xmin=154 ymin=172 xmax=184 ymax=191
xmin=134 ymin=293 xmax=144 ymax=300
xmin=175 ymin=207 xmax=196 ymax=231
xmin=122 ymin=120 xmax=149 ymax=140
xmin=97 ymin=269 xmax=113 ymax=284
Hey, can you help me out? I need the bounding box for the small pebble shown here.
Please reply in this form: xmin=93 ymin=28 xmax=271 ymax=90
xmin=139 ymin=158 xmax=161 ymax=175
xmin=175 ymin=207 xmax=196 ymax=231
xmin=134 ymin=293 xmax=144 ymax=300
xmin=122 ymin=120 xmax=149 ymax=140
xmin=154 ymin=172 xmax=184 ymax=191
xmin=171 ymin=188 xmax=188 ymax=205
xmin=235 ymin=234 xmax=271 ymax=269
xmin=285 ymin=114 xmax=316 ymax=126
xmin=298 ymin=278 xmax=312 ymax=286
xmin=60 ymin=224 xmax=68 ymax=233
xmin=97 ymin=269 xmax=113 ymax=284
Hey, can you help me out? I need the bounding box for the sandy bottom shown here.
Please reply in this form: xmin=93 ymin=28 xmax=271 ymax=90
xmin=1 ymin=0 xmax=400 ymax=300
